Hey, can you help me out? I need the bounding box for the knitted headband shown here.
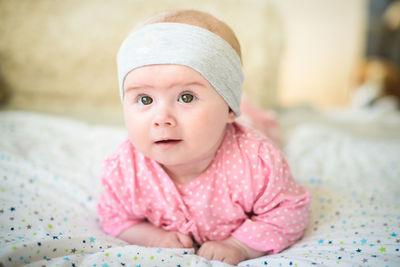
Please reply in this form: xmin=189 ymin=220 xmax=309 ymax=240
xmin=117 ymin=22 xmax=244 ymax=116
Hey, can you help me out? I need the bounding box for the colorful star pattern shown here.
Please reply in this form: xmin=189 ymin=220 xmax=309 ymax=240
xmin=0 ymin=111 xmax=399 ymax=266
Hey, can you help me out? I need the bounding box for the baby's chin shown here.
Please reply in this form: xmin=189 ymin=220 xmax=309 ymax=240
xmin=143 ymin=150 xmax=186 ymax=167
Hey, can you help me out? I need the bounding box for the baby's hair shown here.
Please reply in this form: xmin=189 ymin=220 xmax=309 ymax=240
xmin=136 ymin=9 xmax=242 ymax=60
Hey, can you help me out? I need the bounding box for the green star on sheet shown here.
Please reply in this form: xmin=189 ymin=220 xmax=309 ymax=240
xmin=379 ymin=247 xmax=386 ymax=252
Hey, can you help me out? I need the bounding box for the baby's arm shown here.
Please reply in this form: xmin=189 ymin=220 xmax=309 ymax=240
xmin=98 ymin=144 xmax=193 ymax=249
xmin=197 ymin=143 xmax=310 ymax=265
xmin=118 ymin=221 xmax=193 ymax=249
xmin=197 ymin=236 xmax=265 ymax=265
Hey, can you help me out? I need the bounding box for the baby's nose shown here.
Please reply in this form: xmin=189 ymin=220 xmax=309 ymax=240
xmin=153 ymin=110 xmax=176 ymax=127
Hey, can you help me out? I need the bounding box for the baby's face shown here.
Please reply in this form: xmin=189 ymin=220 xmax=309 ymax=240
xmin=122 ymin=64 xmax=235 ymax=171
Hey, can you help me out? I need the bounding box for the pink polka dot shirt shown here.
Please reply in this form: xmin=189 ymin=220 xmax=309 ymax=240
xmin=97 ymin=122 xmax=310 ymax=253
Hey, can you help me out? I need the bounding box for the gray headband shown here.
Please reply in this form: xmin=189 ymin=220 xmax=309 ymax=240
xmin=117 ymin=22 xmax=244 ymax=116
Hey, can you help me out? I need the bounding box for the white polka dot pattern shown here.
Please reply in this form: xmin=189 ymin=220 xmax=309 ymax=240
xmin=97 ymin=122 xmax=310 ymax=253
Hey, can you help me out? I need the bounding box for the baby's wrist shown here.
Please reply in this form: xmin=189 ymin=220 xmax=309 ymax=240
xmin=153 ymin=228 xmax=173 ymax=246
xmin=223 ymin=236 xmax=265 ymax=259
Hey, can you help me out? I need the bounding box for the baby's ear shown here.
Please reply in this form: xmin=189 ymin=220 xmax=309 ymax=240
xmin=228 ymin=109 xmax=236 ymax=123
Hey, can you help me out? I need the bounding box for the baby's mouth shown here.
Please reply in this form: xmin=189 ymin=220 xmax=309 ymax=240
xmin=155 ymin=139 xmax=182 ymax=144
xmin=154 ymin=139 xmax=182 ymax=150
xmin=154 ymin=139 xmax=183 ymax=150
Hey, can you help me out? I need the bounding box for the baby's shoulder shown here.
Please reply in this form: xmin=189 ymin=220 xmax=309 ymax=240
xmin=229 ymin=122 xmax=283 ymax=160
xmin=102 ymin=138 xmax=158 ymax=181
xmin=104 ymin=137 xmax=140 ymax=164
xmin=230 ymin=122 xmax=275 ymax=147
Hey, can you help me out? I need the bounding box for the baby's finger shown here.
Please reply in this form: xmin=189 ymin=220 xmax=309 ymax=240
xmin=196 ymin=246 xmax=208 ymax=259
xmin=177 ymin=232 xmax=193 ymax=248
xmin=197 ymin=243 xmax=216 ymax=261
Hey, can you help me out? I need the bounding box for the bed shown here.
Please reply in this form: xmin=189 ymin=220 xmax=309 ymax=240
xmin=0 ymin=106 xmax=399 ymax=267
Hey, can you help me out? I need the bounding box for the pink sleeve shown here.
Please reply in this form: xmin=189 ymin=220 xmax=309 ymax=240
xmin=97 ymin=150 xmax=143 ymax=237
xmin=232 ymin=143 xmax=311 ymax=253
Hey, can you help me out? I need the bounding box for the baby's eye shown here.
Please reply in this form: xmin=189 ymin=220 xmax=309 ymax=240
xmin=178 ymin=93 xmax=196 ymax=103
xmin=138 ymin=95 xmax=153 ymax=105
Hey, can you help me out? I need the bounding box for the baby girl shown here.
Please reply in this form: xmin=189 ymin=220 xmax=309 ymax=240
xmin=97 ymin=9 xmax=310 ymax=265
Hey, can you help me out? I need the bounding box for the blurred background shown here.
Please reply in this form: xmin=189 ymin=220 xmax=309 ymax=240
xmin=0 ymin=0 xmax=399 ymax=124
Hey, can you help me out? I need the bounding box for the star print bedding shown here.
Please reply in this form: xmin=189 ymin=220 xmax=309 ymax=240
xmin=0 ymin=108 xmax=399 ymax=266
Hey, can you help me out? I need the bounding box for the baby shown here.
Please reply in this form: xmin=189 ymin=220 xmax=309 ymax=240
xmin=97 ymin=10 xmax=310 ymax=265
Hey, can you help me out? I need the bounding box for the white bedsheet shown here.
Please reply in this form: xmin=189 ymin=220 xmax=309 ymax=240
xmin=0 ymin=109 xmax=399 ymax=266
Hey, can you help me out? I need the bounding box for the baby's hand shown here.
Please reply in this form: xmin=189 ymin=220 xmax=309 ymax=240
xmin=197 ymin=237 xmax=265 ymax=265
xmin=197 ymin=239 xmax=247 ymax=265
xmin=158 ymin=231 xmax=193 ymax=249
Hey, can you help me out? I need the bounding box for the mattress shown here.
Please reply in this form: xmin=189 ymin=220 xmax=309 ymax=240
xmin=0 ymin=108 xmax=399 ymax=266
